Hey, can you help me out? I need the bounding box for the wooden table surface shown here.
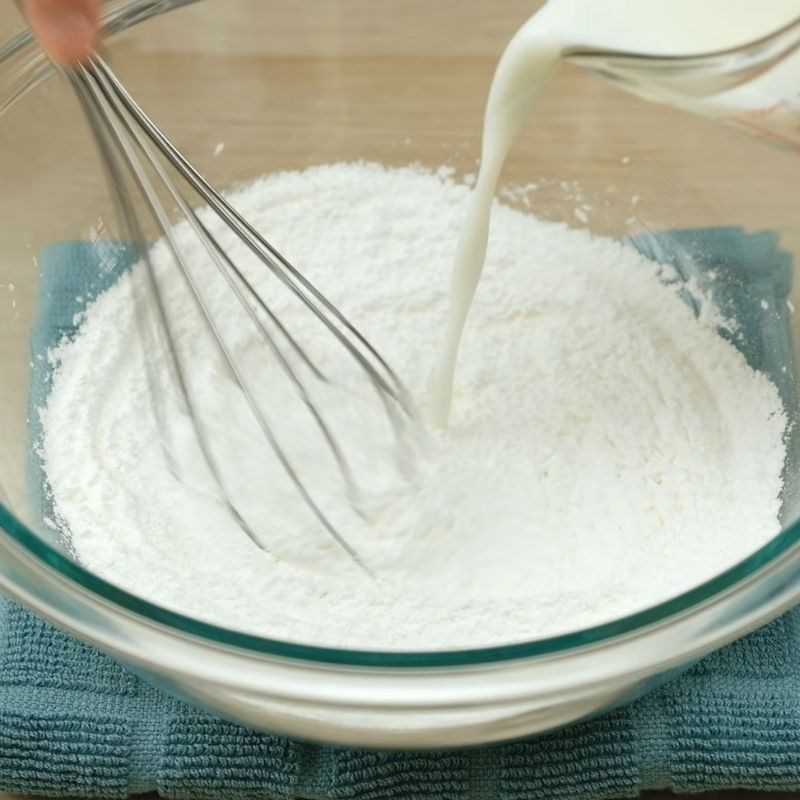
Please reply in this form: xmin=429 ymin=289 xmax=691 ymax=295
xmin=1 ymin=2 xmax=800 ymax=799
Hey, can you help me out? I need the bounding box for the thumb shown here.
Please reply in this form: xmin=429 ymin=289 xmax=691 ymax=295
xmin=23 ymin=0 xmax=100 ymax=65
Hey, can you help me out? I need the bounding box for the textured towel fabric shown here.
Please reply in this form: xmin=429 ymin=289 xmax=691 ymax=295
xmin=2 ymin=229 xmax=798 ymax=798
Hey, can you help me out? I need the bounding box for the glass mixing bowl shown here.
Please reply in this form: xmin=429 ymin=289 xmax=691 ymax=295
xmin=2 ymin=0 xmax=800 ymax=748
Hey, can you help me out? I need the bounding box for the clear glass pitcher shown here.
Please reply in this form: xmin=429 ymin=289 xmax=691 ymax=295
xmin=568 ymin=15 xmax=800 ymax=150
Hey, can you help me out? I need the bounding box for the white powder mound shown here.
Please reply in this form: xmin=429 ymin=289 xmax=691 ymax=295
xmin=41 ymin=162 xmax=787 ymax=649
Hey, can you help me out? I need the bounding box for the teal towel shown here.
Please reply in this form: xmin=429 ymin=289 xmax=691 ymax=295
xmin=2 ymin=229 xmax=798 ymax=798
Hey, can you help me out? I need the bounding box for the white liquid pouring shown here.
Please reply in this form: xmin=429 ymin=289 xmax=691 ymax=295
xmin=431 ymin=0 xmax=800 ymax=425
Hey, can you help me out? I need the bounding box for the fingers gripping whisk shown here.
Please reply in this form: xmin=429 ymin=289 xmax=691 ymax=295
xmin=67 ymin=55 xmax=415 ymax=571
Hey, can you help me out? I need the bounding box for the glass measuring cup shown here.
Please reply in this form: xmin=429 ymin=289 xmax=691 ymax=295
xmin=568 ymin=15 xmax=800 ymax=150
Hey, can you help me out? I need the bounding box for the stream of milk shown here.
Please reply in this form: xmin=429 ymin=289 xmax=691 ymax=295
xmin=431 ymin=0 xmax=800 ymax=425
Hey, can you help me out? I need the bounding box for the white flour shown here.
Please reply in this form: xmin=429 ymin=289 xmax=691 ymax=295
xmin=41 ymin=162 xmax=787 ymax=649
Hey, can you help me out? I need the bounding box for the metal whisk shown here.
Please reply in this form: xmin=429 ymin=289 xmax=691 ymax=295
xmin=67 ymin=55 xmax=415 ymax=570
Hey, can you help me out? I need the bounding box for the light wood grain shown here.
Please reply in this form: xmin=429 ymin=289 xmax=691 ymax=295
xmin=134 ymin=0 xmax=538 ymax=57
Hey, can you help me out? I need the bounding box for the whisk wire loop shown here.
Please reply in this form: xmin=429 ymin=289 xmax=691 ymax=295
xmin=67 ymin=55 xmax=414 ymax=571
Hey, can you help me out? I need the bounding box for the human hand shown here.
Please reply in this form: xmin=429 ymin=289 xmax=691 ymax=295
xmin=23 ymin=0 xmax=100 ymax=65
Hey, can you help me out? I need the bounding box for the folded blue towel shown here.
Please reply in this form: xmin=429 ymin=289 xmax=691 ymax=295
xmin=2 ymin=229 xmax=798 ymax=798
